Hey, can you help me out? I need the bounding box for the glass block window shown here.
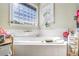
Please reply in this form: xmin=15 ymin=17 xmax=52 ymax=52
xmin=11 ymin=3 xmax=37 ymax=24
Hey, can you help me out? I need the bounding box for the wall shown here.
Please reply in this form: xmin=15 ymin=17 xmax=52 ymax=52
xmin=39 ymin=3 xmax=77 ymax=30
xmin=0 ymin=3 xmax=9 ymax=29
xmin=76 ymin=3 xmax=79 ymax=10
xmin=0 ymin=3 xmax=77 ymax=30
xmin=55 ymin=3 xmax=77 ymax=29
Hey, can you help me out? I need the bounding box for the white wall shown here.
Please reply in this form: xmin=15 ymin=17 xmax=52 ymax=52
xmin=55 ymin=3 xmax=77 ymax=29
xmin=0 ymin=3 xmax=78 ymax=38
xmin=0 ymin=3 xmax=77 ymax=30
xmin=0 ymin=3 xmax=9 ymax=29
xmin=76 ymin=3 xmax=79 ymax=10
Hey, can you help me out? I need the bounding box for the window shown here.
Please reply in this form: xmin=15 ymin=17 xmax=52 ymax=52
xmin=10 ymin=3 xmax=38 ymax=25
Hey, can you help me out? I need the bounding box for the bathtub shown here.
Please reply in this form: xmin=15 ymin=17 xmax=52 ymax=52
xmin=13 ymin=37 xmax=67 ymax=56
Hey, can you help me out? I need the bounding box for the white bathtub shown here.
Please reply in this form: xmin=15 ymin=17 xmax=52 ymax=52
xmin=13 ymin=37 xmax=67 ymax=56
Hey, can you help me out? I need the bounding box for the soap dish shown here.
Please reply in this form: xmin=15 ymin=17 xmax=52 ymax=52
xmin=45 ymin=40 xmax=53 ymax=43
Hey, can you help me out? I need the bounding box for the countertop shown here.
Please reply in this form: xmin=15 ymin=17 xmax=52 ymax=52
xmin=0 ymin=37 xmax=13 ymax=46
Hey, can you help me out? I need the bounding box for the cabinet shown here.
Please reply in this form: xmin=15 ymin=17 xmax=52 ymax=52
xmin=0 ymin=36 xmax=13 ymax=56
xmin=68 ymin=34 xmax=78 ymax=56
xmin=0 ymin=45 xmax=11 ymax=56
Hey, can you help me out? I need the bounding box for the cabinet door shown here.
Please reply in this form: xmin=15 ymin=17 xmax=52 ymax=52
xmin=68 ymin=37 xmax=78 ymax=56
xmin=0 ymin=45 xmax=10 ymax=56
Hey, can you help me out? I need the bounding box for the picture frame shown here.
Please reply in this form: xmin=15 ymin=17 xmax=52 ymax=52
xmin=40 ymin=3 xmax=55 ymax=28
